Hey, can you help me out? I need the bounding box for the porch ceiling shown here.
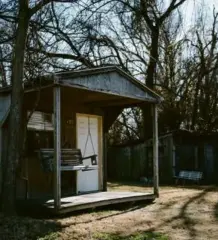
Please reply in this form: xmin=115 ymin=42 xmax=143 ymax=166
xmin=61 ymin=86 xmax=145 ymax=107
xmin=23 ymin=85 xmax=147 ymax=113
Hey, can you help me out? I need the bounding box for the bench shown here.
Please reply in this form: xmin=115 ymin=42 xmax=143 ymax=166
xmin=175 ymin=170 xmax=203 ymax=185
xmin=39 ymin=148 xmax=98 ymax=172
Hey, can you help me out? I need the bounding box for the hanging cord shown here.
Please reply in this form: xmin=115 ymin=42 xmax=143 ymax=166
xmin=83 ymin=117 xmax=96 ymax=157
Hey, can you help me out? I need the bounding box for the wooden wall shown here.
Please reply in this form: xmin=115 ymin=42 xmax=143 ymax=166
xmin=23 ymin=154 xmax=77 ymax=199
xmin=16 ymin=103 xmax=104 ymax=199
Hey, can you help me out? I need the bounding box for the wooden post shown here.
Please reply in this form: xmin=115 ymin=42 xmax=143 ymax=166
xmin=53 ymin=85 xmax=61 ymax=210
xmin=152 ymin=104 xmax=159 ymax=197
xmin=103 ymin=132 xmax=108 ymax=191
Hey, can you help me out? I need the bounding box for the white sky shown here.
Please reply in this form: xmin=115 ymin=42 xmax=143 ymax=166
xmin=182 ymin=0 xmax=218 ymax=30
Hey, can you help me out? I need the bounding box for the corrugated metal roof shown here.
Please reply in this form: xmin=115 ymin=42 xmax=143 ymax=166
xmin=0 ymin=94 xmax=10 ymax=126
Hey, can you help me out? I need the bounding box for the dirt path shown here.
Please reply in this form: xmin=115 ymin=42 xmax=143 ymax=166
xmin=56 ymin=185 xmax=218 ymax=240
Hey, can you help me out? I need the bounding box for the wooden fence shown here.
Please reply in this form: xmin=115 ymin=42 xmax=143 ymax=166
xmin=107 ymin=134 xmax=218 ymax=184
xmin=107 ymin=136 xmax=174 ymax=183
xmin=107 ymin=143 xmax=147 ymax=181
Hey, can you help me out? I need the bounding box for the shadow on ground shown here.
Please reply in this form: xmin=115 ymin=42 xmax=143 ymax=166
xmin=180 ymin=185 xmax=218 ymax=191
xmin=15 ymin=196 xmax=154 ymax=220
xmin=3 ymin=200 xmax=155 ymax=239
xmin=108 ymin=181 xmax=218 ymax=191
xmin=93 ymin=231 xmax=167 ymax=240
xmin=52 ymin=200 xmax=154 ymax=226
xmin=215 ymin=201 xmax=218 ymax=220
xmin=148 ymin=186 xmax=216 ymax=239
xmin=0 ymin=215 xmax=62 ymax=240
xmin=4 ymin=184 xmax=217 ymax=239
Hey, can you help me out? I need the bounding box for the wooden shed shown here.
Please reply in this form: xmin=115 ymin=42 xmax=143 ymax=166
xmin=0 ymin=66 xmax=162 ymax=214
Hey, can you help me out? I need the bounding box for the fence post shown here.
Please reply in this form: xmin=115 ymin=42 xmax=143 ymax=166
xmin=152 ymin=104 xmax=159 ymax=197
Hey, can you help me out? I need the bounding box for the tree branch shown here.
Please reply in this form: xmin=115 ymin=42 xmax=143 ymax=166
xmin=30 ymin=0 xmax=53 ymax=16
xmin=160 ymin=0 xmax=186 ymax=23
xmin=29 ymin=47 xmax=94 ymax=66
xmin=30 ymin=0 xmax=78 ymax=16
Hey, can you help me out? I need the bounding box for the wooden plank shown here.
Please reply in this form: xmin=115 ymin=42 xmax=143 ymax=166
xmin=152 ymin=104 xmax=159 ymax=197
xmin=61 ymin=165 xmax=98 ymax=171
xmin=86 ymin=99 xmax=143 ymax=108
xmin=59 ymin=195 xmax=155 ymax=214
xmin=45 ymin=191 xmax=155 ymax=214
xmin=53 ymin=85 xmax=61 ymax=210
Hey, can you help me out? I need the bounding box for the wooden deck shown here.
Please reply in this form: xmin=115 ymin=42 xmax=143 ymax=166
xmin=45 ymin=191 xmax=155 ymax=214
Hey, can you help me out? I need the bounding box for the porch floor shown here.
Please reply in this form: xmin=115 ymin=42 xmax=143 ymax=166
xmin=45 ymin=191 xmax=155 ymax=214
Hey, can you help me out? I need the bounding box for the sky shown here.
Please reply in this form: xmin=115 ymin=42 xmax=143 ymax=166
xmin=182 ymin=0 xmax=218 ymax=30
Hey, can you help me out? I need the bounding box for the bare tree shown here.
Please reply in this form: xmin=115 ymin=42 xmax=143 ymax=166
xmin=1 ymin=0 xmax=79 ymax=216
xmin=189 ymin=10 xmax=218 ymax=132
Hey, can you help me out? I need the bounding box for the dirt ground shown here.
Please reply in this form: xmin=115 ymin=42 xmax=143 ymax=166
xmin=0 ymin=183 xmax=218 ymax=240
xmin=55 ymin=183 xmax=218 ymax=240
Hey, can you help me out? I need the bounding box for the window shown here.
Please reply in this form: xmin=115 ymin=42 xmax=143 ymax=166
xmin=27 ymin=111 xmax=53 ymax=131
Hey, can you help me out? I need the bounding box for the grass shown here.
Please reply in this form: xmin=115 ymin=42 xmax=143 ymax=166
xmin=37 ymin=232 xmax=59 ymax=240
xmin=93 ymin=232 xmax=168 ymax=240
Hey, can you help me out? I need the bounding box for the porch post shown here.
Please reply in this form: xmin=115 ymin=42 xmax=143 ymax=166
xmin=152 ymin=103 xmax=159 ymax=197
xmin=53 ymin=85 xmax=61 ymax=210
xmin=103 ymin=132 xmax=108 ymax=191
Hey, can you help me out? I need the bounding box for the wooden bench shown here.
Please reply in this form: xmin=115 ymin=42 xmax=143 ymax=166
xmin=39 ymin=148 xmax=98 ymax=172
xmin=175 ymin=170 xmax=203 ymax=185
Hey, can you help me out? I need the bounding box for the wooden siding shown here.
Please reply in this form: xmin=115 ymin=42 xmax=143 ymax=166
xmin=28 ymin=154 xmax=77 ymax=198
xmin=45 ymin=191 xmax=155 ymax=214
xmin=0 ymin=67 xmax=161 ymax=203
xmin=16 ymin=105 xmax=105 ymax=199
xmin=60 ymin=72 xmax=157 ymax=102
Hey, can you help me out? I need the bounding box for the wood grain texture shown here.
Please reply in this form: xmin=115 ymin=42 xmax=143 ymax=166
xmin=152 ymin=104 xmax=159 ymax=197
xmin=53 ymin=86 xmax=61 ymax=210
xmin=45 ymin=191 xmax=155 ymax=214
xmin=61 ymin=72 xmax=157 ymax=102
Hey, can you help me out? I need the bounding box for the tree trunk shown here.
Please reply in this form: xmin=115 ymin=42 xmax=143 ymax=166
xmin=146 ymin=27 xmax=159 ymax=88
xmin=1 ymin=1 xmax=29 ymax=215
xmin=143 ymin=27 xmax=159 ymax=140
